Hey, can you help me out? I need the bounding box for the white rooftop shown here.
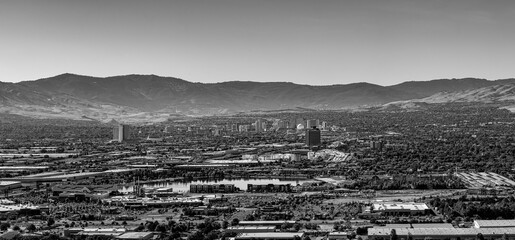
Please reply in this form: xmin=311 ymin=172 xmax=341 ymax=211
xmin=373 ymin=202 xmax=429 ymax=211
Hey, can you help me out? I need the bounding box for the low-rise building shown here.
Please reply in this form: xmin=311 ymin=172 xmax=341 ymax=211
xmin=474 ymin=219 xmax=515 ymax=228
xmin=234 ymin=232 xmax=304 ymax=240
xmin=371 ymin=202 xmax=432 ymax=216
xmin=225 ymin=226 xmax=276 ymax=233
xmin=239 ymin=221 xmax=296 ymax=227
xmin=64 ymin=228 xmax=126 ymax=238
xmin=368 ymin=227 xmax=515 ymax=240
xmin=116 ymin=232 xmax=154 ymax=240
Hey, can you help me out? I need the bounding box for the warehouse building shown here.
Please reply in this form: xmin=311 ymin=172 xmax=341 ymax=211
xmin=234 ymin=232 xmax=304 ymax=240
xmin=473 ymin=219 xmax=515 ymax=228
xmin=225 ymin=226 xmax=276 ymax=233
xmin=368 ymin=227 xmax=515 ymax=240
xmin=371 ymin=202 xmax=432 ymax=216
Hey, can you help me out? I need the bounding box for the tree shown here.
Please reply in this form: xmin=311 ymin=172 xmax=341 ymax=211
xmin=356 ymin=227 xmax=368 ymax=235
xmin=390 ymin=229 xmax=398 ymax=240
xmin=0 ymin=222 xmax=10 ymax=231
xmin=222 ymin=221 xmax=229 ymax=229
xmin=47 ymin=217 xmax=55 ymax=227
xmin=12 ymin=225 xmax=20 ymax=231
xmin=476 ymin=233 xmax=485 ymax=240
xmin=156 ymin=224 xmax=168 ymax=233
xmin=333 ymin=222 xmax=341 ymax=231
xmin=293 ymin=223 xmax=301 ymax=232
xmin=407 ymin=232 xmax=413 ymax=240
xmin=231 ymin=218 xmax=240 ymax=226
xmin=147 ymin=221 xmax=159 ymax=231
xmin=187 ymin=231 xmax=205 ymax=240
xmin=27 ymin=224 xmax=36 ymax=232
xmin=171 ymin=231 xmax=181 ymax=240
xmin=205 ymin=231 xmax=219 ymax=240
xmin=281 ymin=223 xmax=289 ymax=231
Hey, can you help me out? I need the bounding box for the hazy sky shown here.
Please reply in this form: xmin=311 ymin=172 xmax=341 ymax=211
xmin=1 ymin=0 xmax=515 ymax=85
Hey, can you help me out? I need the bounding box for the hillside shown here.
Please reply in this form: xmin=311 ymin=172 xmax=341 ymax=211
xmin=418 ymin=84 xmax=515 ymax=103
xmin=2 ymin=74 xmax=515 ymax=122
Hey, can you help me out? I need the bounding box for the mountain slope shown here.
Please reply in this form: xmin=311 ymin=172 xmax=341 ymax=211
xmin=2 ymin=74 xmax=515 ymax=122
xmin=388 ymin=78 xmax=515 ymax=98
xmin=418 ymin=84 xmax=515 ymax=103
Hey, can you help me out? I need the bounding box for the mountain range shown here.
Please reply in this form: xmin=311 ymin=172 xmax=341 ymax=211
xmin=1 ymin=73 xmax=515 ymax=123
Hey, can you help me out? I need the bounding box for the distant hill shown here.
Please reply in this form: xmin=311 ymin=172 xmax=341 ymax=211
xmin=2 ymin=73 xmax=515 ymax=122
xmin=388 ymin=78 xmax=515 ymax=98
xmin=382 ymin=83 xmax=515 ymax=111
xmin=418 ymin=84 xmax=515 ymax=103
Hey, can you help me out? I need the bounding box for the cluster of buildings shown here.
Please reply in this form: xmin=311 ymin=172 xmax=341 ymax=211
xmin=455 ymin=172 xmax=515 ymax=188
xmin=247 ymin=184 xmax=292 ymax=193
xmin=0 ymin=201 xmax=46 ymax=218
xmin=64 ymin=228 xmax=153 ymax=239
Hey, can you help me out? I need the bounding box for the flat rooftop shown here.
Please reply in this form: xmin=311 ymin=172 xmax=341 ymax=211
xmin=239 ymin=221 xmax=296 ymax=225
xmin=0 ymin=181 xmax=21 ymax=186
xmin=116 ymin=232 xmax=153 ymax=239
xmin=227 ymin=226 xmax=276 ymax=230
xmin=236 ymin=232 xmax=304 ymax=239
xmin=0 ymin=166 xmax=48 ymax=170
xmin=369 ymin=227 xmax=515 ymax=237
xmin=373 ymin=202 xmax=429 ymax=211
xmin=474 ymin=220 xmax=515 ymax=228
xmin=376 ymin=223 xmax=454 ymax=228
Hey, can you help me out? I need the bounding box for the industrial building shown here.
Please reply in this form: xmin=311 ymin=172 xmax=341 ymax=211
xmin=234 ymin=232 xmax=304 ymax=240
xmin=116 ymin=232 xmax=154 ymax=240
xmin=368 ymin=227 xmax=515 ymax=240
xmin=0 ymin=181 xmax=22 ymax=192
xmin=473 ymin=219 xmax=515 ymax=228
xmin=371 ymin=202 xmax=432 ymax=216
xmin=64 ymin=228 xmax=127 ymax=238
xmin=238 ymin=221 xmax=296 ymax=227
xmin=225 ymin=226 xmax=276 ymax=233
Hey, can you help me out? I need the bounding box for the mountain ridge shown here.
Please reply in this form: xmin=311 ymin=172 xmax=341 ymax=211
xmin=2 ymin=74 xmax=515 ymax=123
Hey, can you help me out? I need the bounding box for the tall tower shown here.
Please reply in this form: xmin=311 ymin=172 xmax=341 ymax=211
xmin=113 ymin=124 xmax=130 ymax=142
xmin=306 ymin=119 xmax=320 ymax=129
xmin=305 ymin=126 xmax=321 ymax=147
xmin=255 ymin=119 xmax=263 ymax=132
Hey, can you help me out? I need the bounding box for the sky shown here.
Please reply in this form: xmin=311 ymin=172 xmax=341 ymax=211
xmin=1 ymin=0 xmax=515 ymax=86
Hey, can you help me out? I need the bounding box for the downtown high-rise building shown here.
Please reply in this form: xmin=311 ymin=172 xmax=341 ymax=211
xmin=306 ymin=119 xmax=320 ymax=129
xmin=305 ymin=126 xmax=321 ymax=147
xmin=113 ymin=124 xmax=130 ymax=142
xmin=255 ymin=119 xmax=265 ymax=132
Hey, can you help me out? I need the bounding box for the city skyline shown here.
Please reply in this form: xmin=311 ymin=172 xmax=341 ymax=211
xmin=1 ymin=0 xmax=515 ymax=85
